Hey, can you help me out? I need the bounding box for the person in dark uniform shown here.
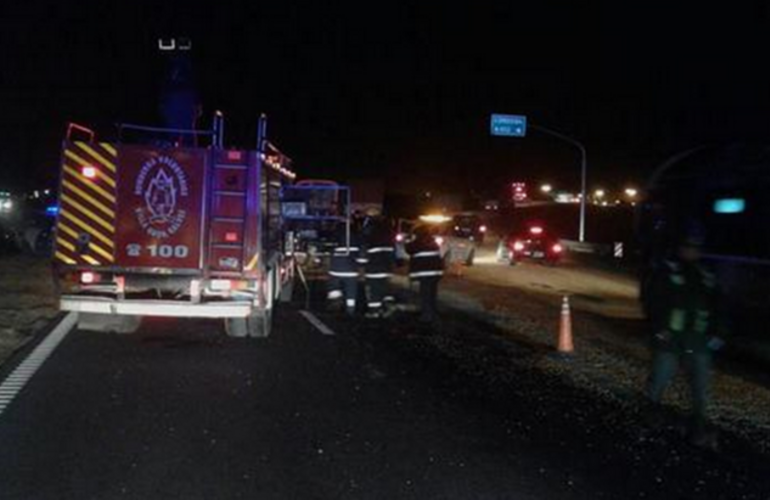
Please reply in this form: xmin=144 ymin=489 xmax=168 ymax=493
xmin=327 ymin=224 xmax=361 ymax=316
xmin=361 ymin=217 xmax=396 ymax=318
xmin=644 ymin=229 xmax=727 ymax=449
xmin=406 ymin=227 xmax=444 ymax=322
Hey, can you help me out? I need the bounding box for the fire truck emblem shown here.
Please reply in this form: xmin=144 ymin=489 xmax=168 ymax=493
xmin=134 ymin=156 xmax=190 ymax=239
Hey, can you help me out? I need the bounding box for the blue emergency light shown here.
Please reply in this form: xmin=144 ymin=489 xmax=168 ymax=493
xmin=713 ymin=198 xmax=745 ymax=214
xmin=45 ymin=205 xmax=60 ymax=216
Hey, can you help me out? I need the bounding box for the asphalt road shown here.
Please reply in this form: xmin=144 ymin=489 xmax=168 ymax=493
xmin=1 ymin=296 xmax=769 ymax=499
xmin=471 ymin=242 xmax=641 ymax=320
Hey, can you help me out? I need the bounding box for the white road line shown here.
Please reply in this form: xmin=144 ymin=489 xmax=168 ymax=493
xmin=299 ymin=310 xmax=336 ymax=336
xmin=0 ymin=312 xmax=78 ymax=418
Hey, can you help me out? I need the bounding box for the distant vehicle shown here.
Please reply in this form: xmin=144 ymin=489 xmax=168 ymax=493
xmin=450 ymin=213 xmax=487 ymax=243
xmin=497 ymin=224 xmax=564 ymax=265
xmin=397 ymin=216 xmax=476 ymax=266
xmin=637 ymin=144 xmax=770 ymax=340
xmin=0 ymin=191 xmax=13 ymax=214
xmin=0 ymin=220 xmax=17 ymax=255
xmin=511 ymin=182 xmax=528 ymax=203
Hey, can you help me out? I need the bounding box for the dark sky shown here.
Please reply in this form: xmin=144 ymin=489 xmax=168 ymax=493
xmin=2 ymin=1 xmax=770 ymax=197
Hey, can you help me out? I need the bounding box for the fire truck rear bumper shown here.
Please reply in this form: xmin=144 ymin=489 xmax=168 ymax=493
xmin=60 ymin=296 xmax=254 ymax=318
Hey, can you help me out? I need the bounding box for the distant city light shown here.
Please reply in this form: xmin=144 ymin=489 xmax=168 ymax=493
xmin=540 ymin=184 xmax=553 ymax=194
xmin=594 ymin=189 xmax=605 ymax=199
xmin=555 ymin=192 xmax=577 ymax=204
xmin=624 ymin=188 xmax=638 ymax=198
xmin=419 ymin=214 xmax=451 ymax=224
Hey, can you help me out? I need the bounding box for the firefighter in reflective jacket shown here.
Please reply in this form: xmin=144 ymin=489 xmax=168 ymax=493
xmin=327 ymin=225 xmax=361 ymax=315
xmin=361 ymin=217 xmax=396 ymax=318
xmin=644 ymin=230 xmax=726 ymax=449
xmin=406 ymin=227 xmax=444 ymax=322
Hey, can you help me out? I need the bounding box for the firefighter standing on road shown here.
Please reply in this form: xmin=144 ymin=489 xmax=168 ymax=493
xmin=406 ymin=227 xmax=444 ymax=322
xmin=644 ymin=229 xmax=726 ymax=449
xmin=327 ymin=223 xmax=361 ymax=316
xmin=361 ymin=217 xmax=396 ymax=318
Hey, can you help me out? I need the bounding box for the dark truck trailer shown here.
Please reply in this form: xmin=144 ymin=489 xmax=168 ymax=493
xmin=52 ymin=117 xmax=296 ymax=337
xmin=638 ymin=144 xmax=770 ymax=341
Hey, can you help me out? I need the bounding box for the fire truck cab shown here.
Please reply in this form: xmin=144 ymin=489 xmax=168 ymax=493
xmin=52 ymin=115 xmax=295 ymax=337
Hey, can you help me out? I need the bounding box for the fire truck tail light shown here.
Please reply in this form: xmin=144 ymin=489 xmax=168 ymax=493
xmin=80 ymin=272 xmax=97 ymax=284
xmin=82 ymin=166 xmax=97 ymax=179
xmin=225 ymin=231 xmax=239 ymax=242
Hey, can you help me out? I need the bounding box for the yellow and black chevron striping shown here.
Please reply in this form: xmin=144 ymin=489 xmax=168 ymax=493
xmin=54 ymin=141 xmax=118 ymax=266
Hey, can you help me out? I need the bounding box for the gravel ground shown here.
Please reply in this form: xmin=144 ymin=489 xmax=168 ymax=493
xmin=0 ymin=256 xmax=58 ymax=365
xmin=347 ymin=304 xmax=770 ymax=499
xmin=422 ymin=267 xmax=770 ymax=456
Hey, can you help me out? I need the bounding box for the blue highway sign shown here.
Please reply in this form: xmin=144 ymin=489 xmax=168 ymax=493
xmin=490 ymin=114 xmax=527 ymax=137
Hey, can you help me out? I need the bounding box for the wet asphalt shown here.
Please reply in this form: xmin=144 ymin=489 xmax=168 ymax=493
xmin=0 ymin=294 xmax=769 ymax=499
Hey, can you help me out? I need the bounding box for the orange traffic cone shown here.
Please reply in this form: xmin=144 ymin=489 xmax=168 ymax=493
xmin=557 ymin=295 xmax=574 ymax=355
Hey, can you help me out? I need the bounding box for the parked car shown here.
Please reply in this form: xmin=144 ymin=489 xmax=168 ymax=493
xmin=450 ymin=213 xmax=488 ymax=243
xmin=497 ymin=224 xmax=564 ymax=265
xmin=397 ymin=218 xmax=476 ymax=266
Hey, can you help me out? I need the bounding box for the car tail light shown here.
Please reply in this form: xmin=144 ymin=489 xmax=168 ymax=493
xmin=80 ymin=271 xmax=97 ymax=284
xmin=530 ymin=226 xmax=543 ymax=235
xmin=552 ymin=244 xmax=563 ymax=253
xmin=434 ymin=236 xmax=445 ymax=246
xmin=479 ymin=225 xmax=487 ymax=233
xmin=82 ymin=166 xmax=97 ymax=179
xmin=513 ymin=241 xmax=525 ymax=252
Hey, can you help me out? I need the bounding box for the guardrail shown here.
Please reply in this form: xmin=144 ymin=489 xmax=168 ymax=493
xmin=561 ymin=239 xmax=610 ymax=255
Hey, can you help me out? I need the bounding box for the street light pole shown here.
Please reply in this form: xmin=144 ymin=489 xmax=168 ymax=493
xmin=530 ymin=124 xmax=588 ymax=242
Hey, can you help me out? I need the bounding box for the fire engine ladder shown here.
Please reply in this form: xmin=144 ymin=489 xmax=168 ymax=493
xmin=206 ymin=113 xmax=252 ymax=277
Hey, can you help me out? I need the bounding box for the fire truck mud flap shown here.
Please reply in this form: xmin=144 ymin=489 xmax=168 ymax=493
xmin=225 ymin=311 xmax=271 ymax=339
xmin=226 ymin=268 xmax=276 ymax=338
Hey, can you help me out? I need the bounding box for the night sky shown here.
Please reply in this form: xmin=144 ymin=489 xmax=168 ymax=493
xmin=2 ymin=1 xmax=769 ymax=198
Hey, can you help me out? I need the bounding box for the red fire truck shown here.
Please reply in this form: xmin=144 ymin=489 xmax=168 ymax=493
xmin=52 ymin=115 xmax=296 ymax=337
